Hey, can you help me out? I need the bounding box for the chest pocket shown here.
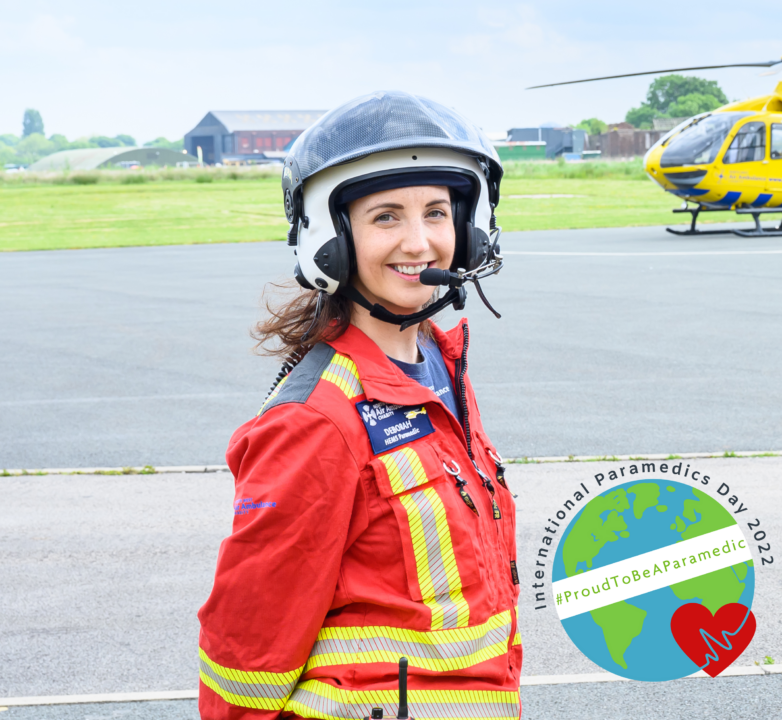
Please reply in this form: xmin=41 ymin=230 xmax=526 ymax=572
xmin=370 ymin=442 xmax=482 ymax=630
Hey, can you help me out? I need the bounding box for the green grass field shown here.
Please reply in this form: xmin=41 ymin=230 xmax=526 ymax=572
xmin=0 ymin=179 xmax=287 ymax=252
xmin=0 ymin=164 xmax=742 ymax=252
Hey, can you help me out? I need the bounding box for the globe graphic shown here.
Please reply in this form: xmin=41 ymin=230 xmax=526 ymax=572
xmin=552 ymin=479 xmax=754 ymax=681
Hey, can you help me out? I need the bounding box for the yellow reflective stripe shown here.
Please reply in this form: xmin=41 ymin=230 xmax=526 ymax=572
xmin=285 ymin=679 xmax=520 ymax=720
xmin=258 ymin=375 xmax=289 ymax=415
xmin=305 ymin=610 xmax=512 ymax=673
xmin=399 ymin=486 xmax=469 ymax=629
xmin=379 ymin=446 xmax=429 ymax=494
xmin=321 ymin=353 xmax=364 ymax=398
xmin=198 ymin=647 xmax=303 ymax=710
xmin=512 ymin=632 xmax=521 ymax=646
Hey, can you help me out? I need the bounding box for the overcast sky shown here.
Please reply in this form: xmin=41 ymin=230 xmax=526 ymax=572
xmin=3 ymin=1 xmax=781 ymax=143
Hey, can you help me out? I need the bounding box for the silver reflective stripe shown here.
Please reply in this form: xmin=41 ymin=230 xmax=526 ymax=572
xmin=406 ymin=489 xmax=461 ymax=627
xmin=199 ymin=657 xmax=296 ymax=703
xmin=434 ymin=590 xmax=460 ymax=629
xmin=325 ymin=358 xmax=363 ymax=396
xmin=286 ymin=687 xmax=519 ymax=720
xmin=309 ymin=622 xmax=511 ymax=663
xmin=410 ymin=490 xmax=450 ymax=594
xmin=289 ymin=689 xmax=388 ymax=720
xmin=386 ymin=450 xmax=418 ymax=491
xmin=411 ymin=700 xmax=519 ymax=719
xmin=413 ymin=700 xmax=517 ymax=719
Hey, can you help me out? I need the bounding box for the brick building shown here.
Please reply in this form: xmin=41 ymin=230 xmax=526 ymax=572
xmin=585 ymin=127 xmax=666 ymax=158
xmin=184 ymin=111 xmax=326 ymax=165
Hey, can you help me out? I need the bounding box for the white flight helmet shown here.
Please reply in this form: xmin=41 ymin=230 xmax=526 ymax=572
xmin=281 ymin=90 xmax=505 ymax=328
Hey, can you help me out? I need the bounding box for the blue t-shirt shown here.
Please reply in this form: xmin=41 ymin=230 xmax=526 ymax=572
xmin=388 ymin=338 xmax=462 ymax=424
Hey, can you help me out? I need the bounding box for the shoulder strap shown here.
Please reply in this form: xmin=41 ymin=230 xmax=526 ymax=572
xmin=259 ymin=344 xmax=336 ymax=416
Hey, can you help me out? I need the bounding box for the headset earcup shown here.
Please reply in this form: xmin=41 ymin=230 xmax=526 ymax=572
xmin=450 ymin=195 xmax=469 ymax=270
xmin=465 ymin=222 xmax=490 ymax=271
xmin=312 ymin=234 xmax=351 ymax=289
xmin=337 ymin=208 xmax=358 ymax=277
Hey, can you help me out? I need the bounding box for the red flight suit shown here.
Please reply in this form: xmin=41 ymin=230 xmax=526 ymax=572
xmin=198 ymin=319 xmax=522 ymax=720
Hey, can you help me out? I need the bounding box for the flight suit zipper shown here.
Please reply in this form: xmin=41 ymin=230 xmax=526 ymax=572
xmin=455 ymin=322 xmax=498 ymax=517
xmin=455 ymin=322 xmax=473 ymax=460
xmin=454 ymin=321 xmax=506 ymax=607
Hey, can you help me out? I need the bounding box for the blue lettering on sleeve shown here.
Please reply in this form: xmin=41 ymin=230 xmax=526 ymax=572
xmin=233 ymin=498 xmax=277 ymax=516
xmin=356 ymin=401 xmax=435 ymax=454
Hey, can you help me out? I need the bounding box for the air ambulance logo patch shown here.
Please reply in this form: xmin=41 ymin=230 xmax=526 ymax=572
xmin=356 ymin=400 xmax=435 ymax=454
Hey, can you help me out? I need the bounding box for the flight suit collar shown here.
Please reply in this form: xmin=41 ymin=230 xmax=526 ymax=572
xmin=327 ymin=319 xmax=469 ymax=406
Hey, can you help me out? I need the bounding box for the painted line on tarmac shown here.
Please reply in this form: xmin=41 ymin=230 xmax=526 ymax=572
xmin=518 ymin=664 xmax=777 ymax=686
xmin=2 ymin=465 xmax=229 ymax=476
xmin=0 ymin=690 xmax=198 ymax=707
xmin=503 ymin=250 xmax=782 ymax=256
xmin=504 ymin=450 xmax=781 ymax=465
xmin=3 ymin=665 xmax=779 ymax=706
xmin=4 ymin=451 xmax=780 ymax=476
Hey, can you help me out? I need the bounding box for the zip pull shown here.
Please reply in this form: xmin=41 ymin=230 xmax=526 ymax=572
xmin=473 ymin=460 xmax=502 ymax=520
xmin=495 ymin=463 xmax=508 ymax=490
xmin=457 ymin=480 xmax=480 ymax=517
xmin=488 ymin=448 xmax=517 ymax=498
xmin=443 ymin=459 xmax=479 ymax=517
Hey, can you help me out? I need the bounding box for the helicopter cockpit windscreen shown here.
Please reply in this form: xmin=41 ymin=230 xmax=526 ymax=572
xmin=723 ymin=122 xmax=766 ymax=163
xmin=661 ymin=112 xmax=753 ymax=168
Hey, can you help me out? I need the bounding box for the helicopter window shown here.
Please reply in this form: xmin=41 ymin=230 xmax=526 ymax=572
xmin=661 ymin=112 xmax=753 ymax=168
xmin=771 ymin=125 xmax=782 ymax=160
xmin=723 ymin=122 xmax=767 ymax=164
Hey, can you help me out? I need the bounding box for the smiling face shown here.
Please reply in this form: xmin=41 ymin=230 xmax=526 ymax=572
xmin=348 ymin=185 xmax=456 ymax=315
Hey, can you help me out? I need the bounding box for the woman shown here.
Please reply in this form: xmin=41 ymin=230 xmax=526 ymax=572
xmin=198 ymin=91 xmax=521 ymax=720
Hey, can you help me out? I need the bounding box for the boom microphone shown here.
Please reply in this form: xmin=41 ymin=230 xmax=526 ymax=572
xmin=419 ymin=268 xmax=456 ymax=287
xmin=420 ymin=259 xmax=502 ymax=320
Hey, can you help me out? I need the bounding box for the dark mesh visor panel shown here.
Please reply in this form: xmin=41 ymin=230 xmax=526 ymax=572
xmin=288 ymin=90 xmax=501 ymax=180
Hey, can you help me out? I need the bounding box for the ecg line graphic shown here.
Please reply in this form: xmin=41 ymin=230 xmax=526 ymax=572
xmin=698 ymin=606 xmax=752 ymax=670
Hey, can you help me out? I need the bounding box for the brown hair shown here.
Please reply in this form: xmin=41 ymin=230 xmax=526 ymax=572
xmin=252 ymin=281 xmax=434 ymax=359
xmin=252 ymin=281 xmax=350 ymax=358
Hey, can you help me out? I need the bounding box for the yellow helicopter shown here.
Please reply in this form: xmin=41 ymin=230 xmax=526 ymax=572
xmin=529 ymin=59 xmax=782 ymax=237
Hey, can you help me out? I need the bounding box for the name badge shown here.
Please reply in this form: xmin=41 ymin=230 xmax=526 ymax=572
xmin=356 ymin=400 xmax=435 ymax=454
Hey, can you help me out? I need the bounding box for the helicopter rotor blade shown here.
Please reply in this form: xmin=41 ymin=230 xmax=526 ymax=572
xmin=527 ymin=60 xmax=782 ymax=89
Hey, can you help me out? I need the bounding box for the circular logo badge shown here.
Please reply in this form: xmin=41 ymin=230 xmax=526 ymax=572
xmin=552 ymin=480 xmax=755 ymax=681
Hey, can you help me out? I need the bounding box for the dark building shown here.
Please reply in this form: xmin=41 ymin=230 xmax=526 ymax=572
xmin=586 ymin=128 xmax=665 ymax=158
xmin=184 ymin=111 xmax=326 ymax=165
xmin=507 ymin=127 xmax=587 ymax=159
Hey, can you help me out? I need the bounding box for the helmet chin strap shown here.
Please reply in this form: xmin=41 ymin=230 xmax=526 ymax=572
xmin=340 ymin=285 xmax=467 ymax=332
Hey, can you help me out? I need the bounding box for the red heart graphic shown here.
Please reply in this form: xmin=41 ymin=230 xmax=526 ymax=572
xmin=671 ymin=602 xmax=756 ymax=677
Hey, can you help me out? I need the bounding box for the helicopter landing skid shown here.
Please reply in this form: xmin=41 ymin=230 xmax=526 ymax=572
xmin=666 ymin=205 xmax=734 ymax=236
xmin=732 ymin=207 xmax=782 ymax=237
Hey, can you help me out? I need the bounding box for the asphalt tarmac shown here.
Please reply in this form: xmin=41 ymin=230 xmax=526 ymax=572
xmin=2 ymin=701 xmax=199 ymax=719
xmin=1 ymin=458 xmax=779 ymax=719
xmin=2 ymin=226 xmax=782 ymax=470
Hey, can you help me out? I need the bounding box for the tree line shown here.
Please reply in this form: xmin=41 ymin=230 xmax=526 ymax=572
xmin=1 ymin=109 xmax=184 ymax=168
xmin=574 ymin=75 xmax=729 ymax=137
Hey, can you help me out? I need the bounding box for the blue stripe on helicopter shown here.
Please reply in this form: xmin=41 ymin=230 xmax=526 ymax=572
xmin=668 ymin=188 xmax=709 ymax=196
xmin=715 ymin=191 xmax=742 ymax=206
xmin=752 ymin=194 xmax=773 ymax=207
